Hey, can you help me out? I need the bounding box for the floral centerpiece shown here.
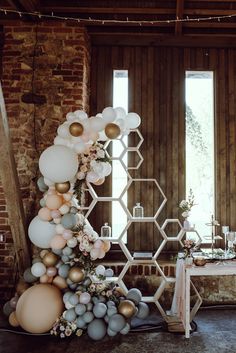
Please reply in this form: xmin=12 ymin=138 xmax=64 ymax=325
xmin=179 ymin=189 xmax=196 ymax=230
xmin=182 ymin=239 xmax=196 ymax=258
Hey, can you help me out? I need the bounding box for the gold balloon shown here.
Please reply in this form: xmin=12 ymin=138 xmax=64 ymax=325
xmin=16 ymin=280 xmax=30 ymax=296
xmin=42 ymin=252 xmax=58 ymax=267
xmin=55 ymin=181 xmax=70 ymax=194
xmin=69 ymin=122 xmax=84 ymax=137
xmin=68 ymin=267 xmax=85 ymax=283
xmin=105 ymin=123 xmax=121 ymax=139
xmin=9 ymin=311 xmax=20 ymax=327
xmin=118 ymin=300 xmax=136 ymax=318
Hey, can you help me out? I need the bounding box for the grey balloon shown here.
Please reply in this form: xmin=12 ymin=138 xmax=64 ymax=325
xmin=104 ymin=315 xmax=109 ymax=323
xmin=98 ymin=295 xmax=106 ymax=303
xmin=37 ymin=176 xmax=48 ymax=192
xmin=62 ymin=247 xmax=73 ymax=256
xmin=83 ymin=311 xmax=94 ymax=323
xmin=63 ymin=291 xmax=73 ymax=304
xmin=126 ymin=288 xmax=142 ymax=305
xmin=83 ymin=277 xmax=92 ymax=287
xmin=3 ymin=301 xmax=14 ymax=317
xmin=107 ymin=306 xmax=117 ymax=317
xmin=136 ymin=302 xmax=150 ymax=319
xmin=58 ymin=264 xmax=70 ymax=278
xmin=107 ymin=327 xmax=117 ymax=337
xmin=69 ymin=283 xmax=77 ymax=290
xmin=65 ymin=308 xmax=77 ymax=322
xmin=87 ymin=319 xmax=107 ymax=341
xmin=120 ymin=323 xmax=130 ymax=335
xmin=107 ymin=300 xmax=115 ymax=308
xmin=93 ymin=302 xmax=107 ymax=318
xmin=52 ymin=248 xmax=62 ymax=255
xmin=61 ymin=255 xmax=70 ymax=263
xmin=39 ymin=198 xmax=46 ymax=207
xmin=75 ymin=303 xmax=86 ymax=316
xmin=92 ymin=296 xmax=100 ymax=305
xmin=23 ymin=268 xmax=38 ymax=283
xmin=76 ymin=317 xmax=86 ymax=329
xmin=69 ymin=294 xmax=79 ymax=306
xmin=61 ymin=213 xmax=77 ymax=229
xmin=108 ymin=314 xmax=126 ymax=332
xmin=86 ymin=302 xmax=93 ymax=312
xmin=32 ymin=257 xmax=42 ymax=264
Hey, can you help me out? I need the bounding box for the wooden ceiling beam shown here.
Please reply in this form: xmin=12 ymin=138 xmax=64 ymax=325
xmin=91 ymin=33 xmax=236 ymax=47
xmin=175 ymin=0 xmax=185 ymax=35
xmin=40 ymin=7 xmax=176 ymax=15
xmin=6 ymin=0 xmax=38 ymax=20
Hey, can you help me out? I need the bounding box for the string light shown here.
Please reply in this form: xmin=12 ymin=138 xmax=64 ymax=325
xmin=0 ymin=7 xmax=236 ymax=25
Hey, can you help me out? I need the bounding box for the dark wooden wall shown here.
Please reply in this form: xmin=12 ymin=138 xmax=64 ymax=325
xmin=90 ymin=44 xmax=236 ymax=253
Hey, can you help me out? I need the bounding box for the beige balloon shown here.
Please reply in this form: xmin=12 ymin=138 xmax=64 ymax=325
xmin=16 ymin=284 xmax=64 ymax=333
xmin=53 ymin=276 xmax=68 ymax=289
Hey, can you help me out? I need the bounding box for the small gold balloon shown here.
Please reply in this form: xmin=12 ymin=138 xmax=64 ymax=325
xmin=69 ymin=122 xmax=84 ymax=137
xmin=42 ymin=252 xmax=58 ymax=267
xmin=9 ymin=311 xmax=20 ymax=327
xmin=16 ymin=280 xmax=30 ymax=296
xmin=118 ymin=300 xmax=136 ymax=318
xmin=105 ymin=123 xmax=121 ymax=139
xmin=68 ymin=267 xmax=85 ymax=283
xmin=55 ymin=181 xmax=70 ymax=194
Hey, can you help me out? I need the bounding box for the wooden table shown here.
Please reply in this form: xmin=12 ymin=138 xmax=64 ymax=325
xmin=185 ymin=261 xmax=236 ymax=338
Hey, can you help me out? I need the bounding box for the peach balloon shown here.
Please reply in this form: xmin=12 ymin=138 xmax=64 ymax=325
xmin=38 ymin=207 xmax=52 ymax=221
xmin=51 ymin=210 xmax=61 ymax=218
xmin=40 ymin=250 xmax=49 ymax=259
xmin=98 ymin=249 xmax=106 ymax=259
xmin=40 ymin=274 xmax=49 ymax=283
xmin=53 ymin=217 xmax=62 ymax=224
xmin=50 ymin=235 xmax=67 ymax=249
xmin=93 ymin=178 xmax=105 ymax=186
xmin=102 ymin=240 xmax=111 ymax=252
xmin=9 ymin=311 xmax=20 ymax=327
xmin=62 ymin=229 xmax=73 ymax=240
xmin=94 ymin=239 xmax=103 ymax=249
xmin=47 ymin=267 xmax=57 ymax=277
xmin=46 ymin=195 xmax=63 ymax=210
xmin=53 ymin=276 xmax=68 ymax=290
xmin=16 ymin=284 xmax=64 ymax=334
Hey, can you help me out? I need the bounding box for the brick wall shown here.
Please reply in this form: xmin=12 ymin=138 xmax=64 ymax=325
xmin=0 ymin=20 xmax=90 ymax=300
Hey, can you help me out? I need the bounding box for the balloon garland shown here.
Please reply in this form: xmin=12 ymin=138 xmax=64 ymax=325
xmin=3 ymin=107 xmax=150 ymax=340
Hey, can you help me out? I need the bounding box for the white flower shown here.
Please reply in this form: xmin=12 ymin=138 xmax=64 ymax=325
xmin=179 ymin=200 xmax=188 ymax=208
xmin=182 ymin=211 xmax=190 ymax=218
xmin=97 ymin=149 xmax=105 ymax=158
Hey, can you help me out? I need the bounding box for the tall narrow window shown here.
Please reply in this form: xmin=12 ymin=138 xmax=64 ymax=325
xmin=112 ymin=70 xmax=128 ymax=238
xmin=185 ymin=71 xmax=215 ymax=241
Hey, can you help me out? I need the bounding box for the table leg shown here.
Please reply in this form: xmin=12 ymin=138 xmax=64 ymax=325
xmin=185 ymin=270 xmax=190 ymax=338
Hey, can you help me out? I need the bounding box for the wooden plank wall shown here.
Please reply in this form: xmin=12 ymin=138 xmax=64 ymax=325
xmin=90 ymin=45 xmax=236 ymax=253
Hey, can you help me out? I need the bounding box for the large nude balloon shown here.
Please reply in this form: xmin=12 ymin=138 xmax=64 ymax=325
xmin=16 ymin=284 xmax=64 ymax=333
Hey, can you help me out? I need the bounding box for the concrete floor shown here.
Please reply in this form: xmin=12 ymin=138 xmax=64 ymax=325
xmin=0 ymin=308 xmax=236 ymax=353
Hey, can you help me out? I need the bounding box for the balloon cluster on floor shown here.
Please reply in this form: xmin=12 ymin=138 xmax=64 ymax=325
xmin=3 ymin=107 xmax=149 ymax=340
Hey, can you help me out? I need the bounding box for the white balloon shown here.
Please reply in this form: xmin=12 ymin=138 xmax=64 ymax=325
xmin=31 ymin=262 xmax=46 ymax=277
xmin=102 ymin=107 xmax=116 ymax=123
xmin=74 ymin=110 xmax=88 ymax=120
xmin=54 ymin=136 xmax=68 ymax=146
xmin=66 ymin=112 xmax=76 ymax=122
xmin=28 ymin=216 xmax=56 ymax=248
xmin=70 ymin=136 xmax=82 ymax=144
xmin=98 ymin=131 xmax=108 ymax=141
xmin=44 ymin=178 xmax=55 ymax=187
xmin=39 ymin=145 xmax=78 ymax=183
xmin=57 ymin=124 xmax=70 ymax=138
xmin=89 ymin=116 xmax=106 ymax=132
xmin=55 ymin=224 xmax=65 ymax=234
xmin=86 ymin=171 xmax=99 ymax=183
xmin=102 ymin=162 xmax=112 ymax=177
xmin=82 ymin=119 xmax=91 ymax=131
xmin=114 ymin=107 xmax=126 ymax=119
xmin=126 ymin=112 xmax=141 ymax=129
xmin=95 ymin=265 xmax=106 ymax=277
xmin=74 ymin=142 xmax=86 ymax=154
xmin=67 ymin=237 xmax=78 ymax=248
xmin=115 ymin=118 xmax=126 ymax=130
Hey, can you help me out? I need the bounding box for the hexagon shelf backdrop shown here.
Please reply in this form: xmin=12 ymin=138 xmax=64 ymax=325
xmin=80 ymin=128 xmax=203 ymax=324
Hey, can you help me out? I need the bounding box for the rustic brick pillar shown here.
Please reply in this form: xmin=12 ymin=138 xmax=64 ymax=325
xmin=0 ymin=21 xmax=90 ymax=301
